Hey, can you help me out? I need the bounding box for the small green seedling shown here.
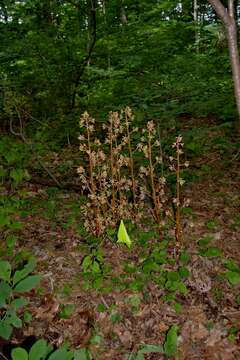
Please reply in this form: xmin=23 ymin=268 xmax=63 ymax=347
xmin=11 ymin=338 xmax=92 ymax=360
xmin=0 ymin=259 xmax=41 ymax=340
xmin=59 ymin=304 xmax=75 ymax=319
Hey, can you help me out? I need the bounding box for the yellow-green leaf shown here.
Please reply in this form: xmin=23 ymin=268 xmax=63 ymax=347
xmin=117 ymin=220 xmax=132 ymax=248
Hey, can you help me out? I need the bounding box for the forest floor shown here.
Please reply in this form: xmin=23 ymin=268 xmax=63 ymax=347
xmin=1 ymin=117 xmax=240 ymax=359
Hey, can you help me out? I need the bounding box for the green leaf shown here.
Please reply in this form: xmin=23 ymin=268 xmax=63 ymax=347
xmin=225 ymin=271 xmax=240 ymax=285
xmin=59 ymin=304 xmax=75 ymax=319
xmin=138 ymin=344 xmax=164 ymax=354
xmin=96 ymin=304 xmax=106 ymax=313
xmin=0 ymin=260 xmax=11 ymax=282
xmin=90 ymin=335 xmax=103 ymax=345
xmin=67 ymin=352 xmax=74 ymax=360
xmin=48 ymin=348 xmax=70 ymax=360
xmin=117 ymin=220 xmax=132 ymax=248
xmin=82 ymin=256 xmax=92 ymax=272
xmin=0 ymin=321 xmax=13 ymax=340
xmin=165 ymin=280 xmax=187 ymax=294
xmin=24 ymin=311 xmax=33 ymax=323
xmin=179 ymin=251 xmax=190 ymax=263
xmin=9 ymin=221 xmax=23 ymax=230
xmin=13 ymin=260 xmax=36 ymax=286
xmin=0 ymin=214 xmax=10 ymax=227
xmin=199 ymin=247 xmax=222 ymax=257
xmin=0 ymin=281 xmax=12 ymax=307
xmin=11 ymin=297 xmax=28 ymax=310
xmin=224 ymin=259 xmax=240 ymax=273
xmin=143 ymin=259 xmax=159 ymax=273
xmin=198 ymin=236 xmax=212 ymax=247
xmin=7 ymin=312 xmax=22 ymax=328
xmin=10 ymin=169 xmax=25 ymax=185
xmin=127 ymin=354 xmax=139 ymax=360
xmin=167 ymin=271 xmax=180 ymax=282
xmin=152 ymin=249 xmax=167 ymax=264
xmin=6 ymin=235 xmax=18 ymax=248
xmin=109 ymin=312 xmax=122 ymax=324
xmin=179 ymin=267 xmax=190 ymax=278
xmin=164 ymin=325 xmax=178 ymax=357
xmin=14 ymin=275 xmax=41 ymax=292
xmin=177 ymin=281 xmax=188 ymax=295
xmin=74 ymin=348 xmax=92 ymax=360
xmin=134 ymin=354 xmax=144 ymax=360
xmin=29 ymin=339 xmax=48 ymax=360
xmin=172 ymin=302 xmax=182 ymax=314
xmin=92 ymin=261 xmax=100 ymax=273
xmin=11 ymin=347 xmax=28 ymax=360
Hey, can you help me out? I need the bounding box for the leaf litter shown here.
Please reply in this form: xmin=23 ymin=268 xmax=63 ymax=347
xmin=3 ymin=119 xmax=240 ymax=359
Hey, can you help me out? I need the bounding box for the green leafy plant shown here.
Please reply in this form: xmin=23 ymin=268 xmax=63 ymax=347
xmin=0 ymin=259 xmax=41 ymax=340
xmin=127 ymin=324 xmax=179 ymax=359
xmin=59 ymin=304 xmax=75 ymax=319
xmin=165 ymin=271 xmax=188 ymax=295
xmin=199 ymin=247 xmax=222 ymax=257
xmin=79 ymin=247 xmax=114 ymax=291
xmin=163 ymin=324 xmax=178 ymax=357
xmin=198 ymin=235 xmax=213 ymax=247
xmin=0 ymin=138 xmax=31 ymax=189
xmin=11 ymin=339 xmax=92 ymax=360
xmin=224 ymin=271 xmax=240 ymax=286
xmin=81 ymin=249 xmax=104 ymax=274
xmin=128 ymin=344 xmax=163 ymax=360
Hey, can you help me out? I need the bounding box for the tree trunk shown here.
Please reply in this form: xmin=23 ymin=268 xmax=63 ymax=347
xmin=208 ymin=0 xmax=240 ymax=129
xmin=227 ymin=16 xmax=240 ymax=123
xmin=194 ymin=0 xmax=200 ymax=51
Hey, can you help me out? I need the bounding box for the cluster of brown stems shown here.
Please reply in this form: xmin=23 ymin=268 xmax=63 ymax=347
xmin=77 ymin=108 xmax=189 ymax=248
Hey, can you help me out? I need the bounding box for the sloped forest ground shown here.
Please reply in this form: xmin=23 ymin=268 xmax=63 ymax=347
xmin=1 ymin=117 xmax=240 ymax=359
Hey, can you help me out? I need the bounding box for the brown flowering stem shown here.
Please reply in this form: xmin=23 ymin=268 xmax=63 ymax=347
xmin=86 ymin=124 xmax=101 ymax=235
xmin=109 ymin=119 xmax=116 ymax=213
xmin=175 ymin=139 xmax=181 ymax=253
xmin=125 ymin=111 xmax=136 ymax=209
xmin=147 ymin=129 xmax=162 ymax=238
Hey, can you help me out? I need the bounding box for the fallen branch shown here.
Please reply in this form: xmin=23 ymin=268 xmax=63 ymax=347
xmin=28 ymin=174 xmax=81 ymax=193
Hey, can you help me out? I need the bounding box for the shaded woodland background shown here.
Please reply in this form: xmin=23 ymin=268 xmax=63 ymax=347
xmin=0 ymin=0 xmax=238 ymax=144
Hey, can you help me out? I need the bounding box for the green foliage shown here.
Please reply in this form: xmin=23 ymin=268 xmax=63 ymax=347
xmin=224 ymin=271 xmax=240 ymax=286
xmin=179 ymin=251 xmax=190 ymax=263
xmin=12 ymin=348 xmax=28 ymax=360
xmin=109 ymin=312 xmax=123 ymax=324
xmin=0 ymin=259 xmax=41 ymax=340
xmin=126 ymin=294 xmax=141 ymax=313
xmin=28 ymin=339 xmax=52 ymax=360
xmin=59 ymin=304 xmax=75 ymax=319
xmin=81 ymin=249 xmax=103 ymax=275
xmin=224 ymin=259 xmax=240 ymax=273
xmin=10 ymin=339 xmax=92 ymax=360
xmin=0 ymin=0 xmax=236 ymax=144
xmin=0 ymin=138 xmax=30 ymax=188
xmin=0 ymin=195 xmax=23 ymax=237
xmin=199 ymin=247 xmax=222 ymax=257
xmin=198 ymin=236 xmax=213 ymax=247
xmin=163 ymin=325 xmax=178 ymax=357
xmin=128 ymin=344 xmax=163 ymax=360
